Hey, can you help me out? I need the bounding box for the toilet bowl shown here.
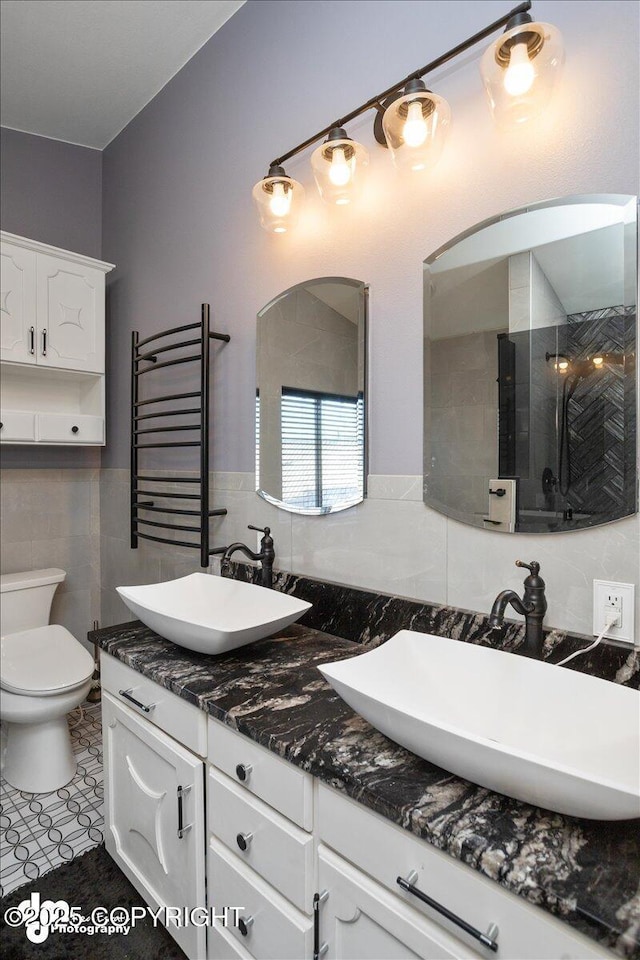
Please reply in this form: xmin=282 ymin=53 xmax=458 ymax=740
xmin=0 ymin=569 xmax=94 ymax=793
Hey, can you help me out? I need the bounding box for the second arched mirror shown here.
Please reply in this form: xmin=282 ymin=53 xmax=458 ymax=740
xmin=256 ymin=277 xmax=367 ymax=515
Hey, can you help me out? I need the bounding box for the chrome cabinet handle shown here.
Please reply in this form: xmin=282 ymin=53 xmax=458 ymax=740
xmin=42 ymin=328 xmax=47 ymax=356
xmin=118 ymin=688 xmax=155 ymax=713
xmin=236 ymin=832 xmax=253 ymax=852
xmin=397 ymin=872 xmax=499 ymax=952
xmin=235 ymin=762 xmax=253 ymax=782
xmin=177 ymin=784 xmax=192 ymax=839
xmin=238 ymin=915 xmax=254 ymax=937
xmin=29 ymin=326 xmax=35 ymax=354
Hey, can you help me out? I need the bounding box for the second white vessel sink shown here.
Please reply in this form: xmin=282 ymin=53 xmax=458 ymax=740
xmin=319 ymin=629 xmax=640 ymax=820
xmin=117 ymin=574 xmax=311 ymax=655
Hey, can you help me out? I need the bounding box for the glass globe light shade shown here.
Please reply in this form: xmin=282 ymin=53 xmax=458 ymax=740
xmin=382 ymin=87 xmax=451 ymax=173
xmin=480 ymin=19 xmax=564 ymax=125
xmin=311 ymin=128 xmax=369 ymax=205
xmin=252 ymin=167 xmax=304 ymax=233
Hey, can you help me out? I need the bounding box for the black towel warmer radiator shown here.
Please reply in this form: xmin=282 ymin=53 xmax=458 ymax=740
xmin=130 ymin=303 xmax=230 ymax=568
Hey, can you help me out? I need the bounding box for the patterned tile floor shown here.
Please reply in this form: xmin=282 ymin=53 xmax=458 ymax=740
xmin=0 ymin=700 xmax=104 ymax=896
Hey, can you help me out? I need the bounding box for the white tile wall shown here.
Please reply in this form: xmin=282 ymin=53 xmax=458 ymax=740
xmin=99 ymin=469 xmax=640 ymax=638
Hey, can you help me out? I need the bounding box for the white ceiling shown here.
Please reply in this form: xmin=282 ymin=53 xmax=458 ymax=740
xmin=0 ymin=0 xmax=245 ymax=149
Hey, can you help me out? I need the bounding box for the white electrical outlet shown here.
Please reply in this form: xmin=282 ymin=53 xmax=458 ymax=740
xmin=592 ymin=580 xmax=636 ymax=643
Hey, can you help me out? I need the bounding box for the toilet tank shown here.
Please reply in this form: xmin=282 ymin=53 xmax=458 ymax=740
xmin=0 ymin=568 xmax=66 ymax=635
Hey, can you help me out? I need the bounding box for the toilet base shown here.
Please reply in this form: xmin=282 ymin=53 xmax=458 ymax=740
xmin=3 ymin=716 xmax=77 ymax=793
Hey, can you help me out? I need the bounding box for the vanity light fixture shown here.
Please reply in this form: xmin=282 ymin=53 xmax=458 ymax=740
xmin=311 ymin=127 xmax=369 ymax=205
xmin=480 ymin=10 xmax=564 ymax=124
xmin=253 ymin=0 xmax=563 ymax=232
xmin=379 ymin=80 xmax=451 ymax=173
xmin=252 ymin=163 xmax=304 ymax=233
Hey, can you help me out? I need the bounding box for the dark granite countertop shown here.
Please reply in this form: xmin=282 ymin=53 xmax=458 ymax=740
xmin=91 ymin=620 xmax=640 ymax=960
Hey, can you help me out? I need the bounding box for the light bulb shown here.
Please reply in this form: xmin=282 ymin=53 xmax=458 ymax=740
xmin=403 ymin=100 xmax=428 ymax=148
xmin=556 ymin=360 xmax=569 ymax=372
xmin=592 ymin=355 xmax=604 ymax=368
xmin=328 ymin=147 xmax=351 ymax=187
xmin=504 ymin=40 xmax=535 ymax=96
xmin=269 ymin=181 xmax=291 ymax=218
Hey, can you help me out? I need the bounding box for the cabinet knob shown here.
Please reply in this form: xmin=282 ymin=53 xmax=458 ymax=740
xmin=71 ymin=425 xmax=79 ymax=434
xmin=238 ymin=915 xmax=254 ymax=937
xmin=236 ymin=831 xmax=253 ymax=852
xmin=235 ymin=763 xmax=253 ymax=783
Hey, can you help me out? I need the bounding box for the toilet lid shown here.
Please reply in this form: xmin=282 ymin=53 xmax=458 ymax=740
xmin=1 ymin=625 xmax=94 ymax=695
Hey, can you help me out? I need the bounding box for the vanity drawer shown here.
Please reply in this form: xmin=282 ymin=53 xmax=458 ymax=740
xmin=101 ymin=653 xmax=207 ymax=757
xmin=0 ymin=410 xmax=36 ymax=441
xmin=208 ymin=835 xmax=313 ymax=960
xmin=207 ymin=767 xmax=313 ymax=914
xmin=318 ymin=784 xmax=613 ymax=960
xmin=37 ymin=412 xmax=104 ymax=444
xmin=208 ymin=922 xmax=254 ymax=960
xmin=208 ymin=717 xmax=313 ymax=830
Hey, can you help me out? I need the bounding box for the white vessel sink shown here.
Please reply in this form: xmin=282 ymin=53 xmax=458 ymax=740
xmin=319 ymin=629 xmax=640 ymax=820
xmin=117 ymin=574 xmax=311 ymax=656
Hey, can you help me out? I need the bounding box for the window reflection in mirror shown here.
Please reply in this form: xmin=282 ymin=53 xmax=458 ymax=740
xmin=424 ymin=195 xmax=637 ymax=533
xmin=257 ymin=277 xmax=367 ymax=514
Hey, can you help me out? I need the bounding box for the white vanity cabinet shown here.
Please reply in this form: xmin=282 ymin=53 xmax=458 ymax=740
xmin=100 ymin=654 xmax=618 ymax=960
xmin=206 ymin=716 xmax=314 ymax=960
xmin=101 ymin=657 xmax=207 ymax=960
xmin=317 ymin=784 xmax=613 ymax=960
xmin=0 ymin=232 xmax=113 ymax=445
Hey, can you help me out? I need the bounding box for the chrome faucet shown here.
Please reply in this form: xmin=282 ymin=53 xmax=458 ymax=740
xmin=220 ymin=525 xmax=275 ymax=589
xmin=488 ymin=560 xmax=547 ymax=658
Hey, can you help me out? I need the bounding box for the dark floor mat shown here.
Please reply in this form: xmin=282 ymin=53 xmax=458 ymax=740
xmin=0 ymin=845 xmax=187 ymax=959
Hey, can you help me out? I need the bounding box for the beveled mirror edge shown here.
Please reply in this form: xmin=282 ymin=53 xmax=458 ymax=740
xmin=256 ymin=276 xmax=369 ymax=516
xmin=423 ymin=193 xmax=639 ymax=535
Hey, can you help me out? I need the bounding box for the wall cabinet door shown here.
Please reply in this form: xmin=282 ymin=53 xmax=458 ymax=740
xmin=36 ymin=253 xmax=104 ymax=372
xmin=0 ymin=243 xmax=37 ymax=364
xmin=318 ymin=846 xmax=480 ymax=960
xmin=103 ymin=692 xmax=206 ymax=960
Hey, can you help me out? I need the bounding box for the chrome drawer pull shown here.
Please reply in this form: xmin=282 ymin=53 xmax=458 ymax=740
xmin=42 ymin=328 xmax=47 ymax=356
xmin=235 ymin=762 xmax=253 ymax=782
xmin=397 ymin=872 xmax=499 ymax=952
xmin=119 ymin=688 xmax=155 ymax=713
xmin=29 ymin=326 xmax=35 ymax=354
xmin=177 ymin=785 xmax=192 ymax=839
xmin=238 ymin=915 xmax=254 ymax=936
xmin=236 ymin=831 xmax=253 ymax=852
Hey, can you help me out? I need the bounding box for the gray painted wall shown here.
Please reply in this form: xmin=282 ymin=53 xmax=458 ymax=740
xmin=1 ymin=128 xmax=102 ymax=258
xmin=0 ymin=126 xmax=103 ymax=469
xmin=101 ymin=0 xmax=639 ymax=474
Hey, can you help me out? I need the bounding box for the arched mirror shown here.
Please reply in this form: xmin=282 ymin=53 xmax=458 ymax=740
xmin=256 ymin=277 xmax=367 ymax=514
xmin=424 ymin=195 xmax=637 ymax=533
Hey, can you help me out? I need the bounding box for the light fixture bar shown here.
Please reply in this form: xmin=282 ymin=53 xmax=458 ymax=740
xmin=270 ymin=0 xmax=532 ymax=167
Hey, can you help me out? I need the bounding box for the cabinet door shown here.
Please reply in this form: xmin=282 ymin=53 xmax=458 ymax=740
xmin=102 ymin=692 xmax=206 ymax=960
xmin=36 ymin=253 xmax=104 ymax=372
xmin=318 ymin=846 xmax=480 ymax=960
xmin=0 ymin=242 xmax=37 ymax=363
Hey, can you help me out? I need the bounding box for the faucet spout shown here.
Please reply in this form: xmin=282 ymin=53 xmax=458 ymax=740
xmin=488 ymin=590 xmax=532 ymax=629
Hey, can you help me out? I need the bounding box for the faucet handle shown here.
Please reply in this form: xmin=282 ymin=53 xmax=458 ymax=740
xmin=248 ymin=524 xmax=270 ymax=535
xmin=515 ymin=560 xmax=540 ymax=576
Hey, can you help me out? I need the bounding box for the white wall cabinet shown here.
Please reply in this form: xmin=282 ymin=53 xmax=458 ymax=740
xmin=0 ymin=232 xmax=114 ymax=445
xmin=100 ymin=654 xmax=617 ymax=960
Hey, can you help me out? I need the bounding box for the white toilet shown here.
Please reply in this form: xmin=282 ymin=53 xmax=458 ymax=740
xmin=0 ymin=568 xmax=94 ymax=793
